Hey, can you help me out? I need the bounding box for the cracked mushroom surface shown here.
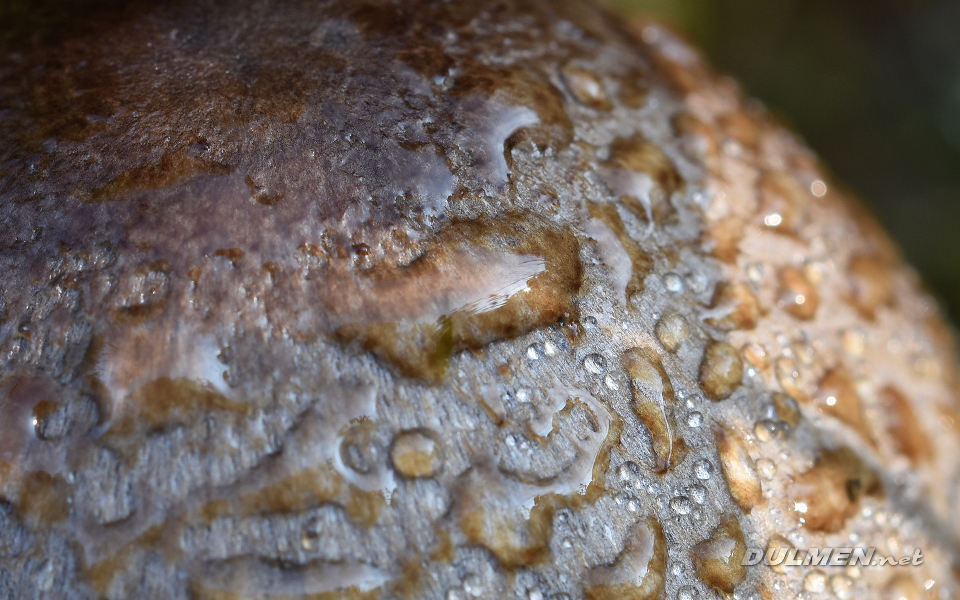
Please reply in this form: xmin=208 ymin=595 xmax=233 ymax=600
xmin=0 ymin=0 xmax=958 ymax=598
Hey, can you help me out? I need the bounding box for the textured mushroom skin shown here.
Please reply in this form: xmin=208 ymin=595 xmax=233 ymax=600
xmin=1 ymin=1 xmax=959 ymax=598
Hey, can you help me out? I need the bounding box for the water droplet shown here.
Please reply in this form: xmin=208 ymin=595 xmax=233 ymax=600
xmin=803 ymin=570 xmax=827 ymax=593
xmin=36 ymin=561 xmax=55 ymax=591
xmin=604 ymin=375 xmax=619 ymax=390
xmin=741 ymin=342 xmax=769 ymax=370
xmin=561 ymin=64 xmax=611 ymax=110
xmin=663 ymin=272 xmax=684 ymax=292
xmin=301 ymin=517 xmax=322 ymax=550
xmin=516 ymin=388 xmax=532 ymax=403
xmin=528 ymin=589 xmax=544 ymax=600
xmin=773 ymin=393 xmax=801 ymax=427
xmin=777 ymin=266 xmax=819 ymax=320
xmin=619 ymin=461 xmax=641 ymax=483
xmin=687 ymin=412 xmax=703 ymax=428
xmin=583 ymin=353 xmax=606 ymax=374
xmin=677 ymin=586 xmax=700 ymax=600
xmin=656 ymin=312 xmax=689 ymax=353
xmin=687 ymin=271 xmax=709 ymax=293
xmin=544 ymin=341 xmax=558 ymax=356
xmin=689 ymin=484 xmax=707 ymax=504
xmin=527 ymin=343 xmax=543 ymax=360
xmin=810 ymin=180 xmax=828 ymax=197
xmin=463 ymin=574 xmax=484 ymax=597
xmin=830 ymin=575 xmax=853 ymax=599
xmin=693 ymin=459 xmax=713 ymax=480
xmin=670 ymin=496 xmax=692 ymax=515
xmin=775 ymin=357 xmax=803 ymax=399
xmin=745 ymin=263 xmax=764 ymax=282
xmin=756 ymin=458 xmax=777 ymax=480
xmin=583 ymin=315 xmax=598 ymax=328
xmin=753 ymin=419 xmax=780 ymax=442
xmin=446 ymin=587 xmax=467 ymax=600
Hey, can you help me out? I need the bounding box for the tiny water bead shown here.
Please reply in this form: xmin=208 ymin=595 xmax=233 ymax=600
xmin=756 ymin=458 xmax=777 ymax=480
xmin=677 ymin=586 xmax=700 ymax=600
xmin=687 ymin=412 xmax=703 ymax=428
xmin=830 ymin=575 xmax=853 ymax=599
xmin=618 ymin=461 xmax=642 ymax=483
xmin=803 ymin=570 xmax=827 ymax=593
xmin=583 ymin=353 xmax=606 ymax=374
xmin=689 ymin=484 xmax=707 ymax=504
xmin=663 ymin=272 xmax=684 ymax=292
xmin=527 ymin=343 xmax=543 ymax=360
xmin=670 ymin=496 xmax=692 ymax=515
xmin=693 ymin=459 xmax=713 ymax=480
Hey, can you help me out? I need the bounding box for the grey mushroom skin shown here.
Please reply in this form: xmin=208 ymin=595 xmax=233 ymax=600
xmin=0 ymin=1 xmax=958 ymax=599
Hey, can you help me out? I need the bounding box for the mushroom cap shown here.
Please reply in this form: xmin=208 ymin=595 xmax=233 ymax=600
xmin=1 ymin=1 xmax=958 ymax=598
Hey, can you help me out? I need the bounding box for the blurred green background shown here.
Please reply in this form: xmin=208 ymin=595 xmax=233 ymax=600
xmin=608 ymin=0 xmax=960 ymax=323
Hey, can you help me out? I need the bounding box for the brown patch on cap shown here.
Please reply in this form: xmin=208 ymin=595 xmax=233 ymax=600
xmin=700 ymin=342 xmax=744 ymax=401
xmin=846 ymin=255 xmax=895 ymax=320
xmin=691 ymin=515 xmax=747 ymax=594
xmin=585 ymin=517 xmax=667 ymax=600
xmin=706 ymin=281 xmax=760 ymax=331
xmin=778 ymin=266 xmax=819 ymax=320
xmin=814 ymin=369 xmax=874 ymax=446
xmin=713 ymin=424 xmax=762 ymax=512
xmin=789 ymin=447 xmax=881 ymax=532
xmin=879 ymin=386 xmax=933 ymax=464
xmin=623 ymin=346 xmax=689 ymax=473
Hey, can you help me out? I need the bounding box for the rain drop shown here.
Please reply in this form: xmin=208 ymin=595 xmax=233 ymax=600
xmin=689 ymin=484 xmax=707 ymax=504
xmin=803 ymin=570 xmax=827 ymax=593
xmin=694 ymin=459 xmax=713 ymax=480
xmin=663 ymin=272 xmax=684 ymax=292
xmin=670 ymin=496 xmax=692 ymax=515
xmin=677 ymin=585 xmax=700 ymax=600
xmin=583 ymin=353 xmax=606 ymax=374
xmin=756 ymin=458 xmax=777 ymax=480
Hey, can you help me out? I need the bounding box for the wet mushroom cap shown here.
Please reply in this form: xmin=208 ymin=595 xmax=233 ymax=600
xmin=0 ymin=0 xmax=958 ymax=598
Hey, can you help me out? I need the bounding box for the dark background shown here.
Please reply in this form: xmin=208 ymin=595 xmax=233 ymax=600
xmin=608 ymin=0 xmax=960 ymax=323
